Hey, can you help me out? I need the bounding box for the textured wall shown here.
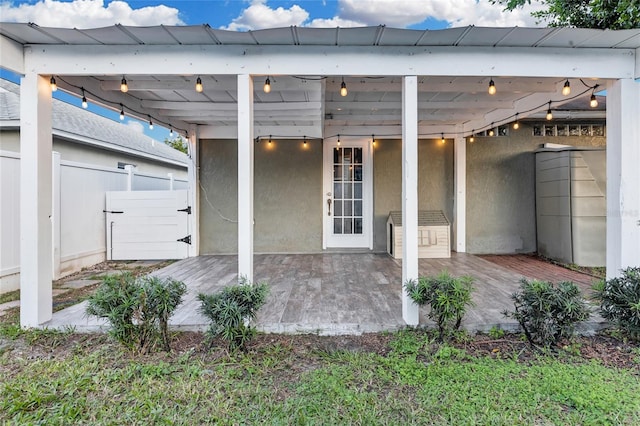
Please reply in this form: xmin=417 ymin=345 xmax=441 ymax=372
xmin=466 ymin=122 xmax=606 ymax=254
xmin=199 ymin=138 xmax=323 ymax=254
xmin=373 ymin=139 xmax=454 ymax=252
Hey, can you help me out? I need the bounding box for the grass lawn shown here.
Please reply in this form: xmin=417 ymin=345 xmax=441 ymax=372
xmin=1 ymin=325 xmax=639 ymax=425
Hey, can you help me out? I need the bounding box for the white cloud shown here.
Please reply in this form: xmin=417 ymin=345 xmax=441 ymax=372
xmin=221 ymin=0 xmax=308 ymax=31
xmin=125 ymin=120 xmax=144 ymax=133
xmin=337 ymin=0 xmax=545 ymax=28
xmin=0 ymin=0 xmax=184 ymax=28
xmin=307 ymin=16 xmax=366 ymax=28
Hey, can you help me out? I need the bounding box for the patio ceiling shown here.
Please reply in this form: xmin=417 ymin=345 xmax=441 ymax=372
xmin=1 ymin=24 xmax=637 ymax=139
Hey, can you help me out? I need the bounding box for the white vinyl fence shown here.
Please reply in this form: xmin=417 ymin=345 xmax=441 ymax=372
xmin=0 ymin=150 xmax=188 ymax=293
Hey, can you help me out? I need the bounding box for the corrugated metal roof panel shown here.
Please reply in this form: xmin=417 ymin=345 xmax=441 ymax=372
xmin=296 ymin=27 xmax=338 ymax=45
xmin=78 ymin=25 xmax=143 ymax=44
xmin=415 ymin=27 xmax=470 ymax=46
xmin=336 ymin=26 xmax=381 ymax=45
xmin=208 ymin=28 xmax=257 ymax=45
xmin=118 ymin=25 xmax=179 ymax=45
xmin=377 ymin=27 xmax=425 ymax=46
xmin=164 ymin=25 xmax=217 ymax=45
xmin=457 ymin=26 xmax=517 ymax=46
xmin=251 ymin=27 xmax=296 ymax=45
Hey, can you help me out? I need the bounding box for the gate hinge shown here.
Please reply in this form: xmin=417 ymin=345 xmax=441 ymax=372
xmin=177 ymin=206 xmax=192 ymax=214
xmin=177 ymin=235 xmax=192 ymax=245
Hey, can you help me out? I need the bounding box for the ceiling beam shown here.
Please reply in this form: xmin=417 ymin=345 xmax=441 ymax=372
xmin=326 ymin=100 xmax=514 ymax=110
xmin=100 ymin=77 xmax=323 ymax=92
xmin=141 ymin=100 xmax=322 ymax=111
xmin=325 ymin=79 xmax=561 ymax=93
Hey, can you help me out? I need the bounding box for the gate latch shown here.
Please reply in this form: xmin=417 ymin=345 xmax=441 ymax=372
xmin=177 ymin=206 xmax=192 ymax=214
xmin=177 ymin=235 xmax=192 ymax=245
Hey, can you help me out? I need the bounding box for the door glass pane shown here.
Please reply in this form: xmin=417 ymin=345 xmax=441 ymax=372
xmin=354 ymin=218 xmax=362 ymax=234
xmin=334 ymin=165 xmax=342 ymax=181
xmin=354 ymin=183 xmax=362 ymax=198
xmin=353 ymin=165 xmax=363 ymax=181
xmin=354 ymin=148 xmax=362 ymax=164
xmin=334 ymin=200 xmax=342 ymax=216
xmin=343 ymin=165 xmax=352 ymax=181
xmin=344 ymin=219 xmax=353 ymax=234
xmin=344 ymin=200 xmax=352 ymax=216
xmin=345 ymin=183 xmax=352 ymax=199
xmin=334 ymin=148 xmax=342 ymax=163
xmin=354 ymin=200 xmax=362 ymax=216
xmin=333 ymin=183 xmax=342 ymax=198
xmin=333 ymin=218 xmax=342 ymax=234
xmin=344 ymin=148 xmax=352 ymax=163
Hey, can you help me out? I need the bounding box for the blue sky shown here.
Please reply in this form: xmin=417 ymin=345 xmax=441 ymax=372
xmin=1 ymin=0 xmax=543 ymax=140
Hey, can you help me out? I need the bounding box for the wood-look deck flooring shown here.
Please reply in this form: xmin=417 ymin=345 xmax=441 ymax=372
xmin=46 ymin=252 xmax=603 ymax=335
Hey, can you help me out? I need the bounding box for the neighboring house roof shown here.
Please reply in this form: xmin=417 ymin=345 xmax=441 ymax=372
xmin=0 ymin=78 xmax=189 ymax=167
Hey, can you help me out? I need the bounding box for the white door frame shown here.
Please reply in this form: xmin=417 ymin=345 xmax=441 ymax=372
xmin=322 ymin=136 xmax=374 ymax=250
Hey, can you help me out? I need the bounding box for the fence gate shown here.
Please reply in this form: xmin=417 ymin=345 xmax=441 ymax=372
xmin=105 ymin=190 xmax=191 ymax=260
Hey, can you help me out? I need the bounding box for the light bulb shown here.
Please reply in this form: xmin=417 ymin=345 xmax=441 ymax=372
xmin=562 ymin=80 xmax=571 ymax=96
xmin=263 ymin=77 xmax=271 ymax=93
xmin=119 ymin=104 xmax=125 ymax=120
xmin=120 ymin=77 xmax=128 ymax=93
xmin=441 ymin=133 xmax=446 ymax=144
xmin=469 ymin=135 xmax=474 ymax=143
xmin=513 ymin=114 xmax=519 ymax=130
xmin=489 ymin=129 xmax=495 ymax=136
xmin=590 ymin=94 xmax=598 ymax=108
xmin=337 ymin=135 xmax=341 ymax=146
xmin=149 ymin=119 xmax=153 ymax=130
xmin=81 ymin=89 xmax=88 ymax=109
xmin=340 ymin=80 xmax=348 ymax=97
xmin=169 ymin=128 xmax=174 ymax=137
xmin=546 ymin=109 xmax=553 ymax=121
xmin=268 ymin=135 xmax=272 ymax=145
xmin=49 ymin=76 xmax=57 ymax=92
xmin=195 ymin=77 xmax=203 ymax=93
xmin=488 ymin=79 xmax=496 ymax=95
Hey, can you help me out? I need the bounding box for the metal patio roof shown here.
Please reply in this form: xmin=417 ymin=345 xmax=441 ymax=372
xmin=1 ymin=24 xmax=637 ymax=139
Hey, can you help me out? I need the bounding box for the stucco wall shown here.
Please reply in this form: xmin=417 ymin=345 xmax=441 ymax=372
xmin=0 ymin=130 xmax=187 ymax=178
xmin=373 ymin=139 xmax=454 ymax=252
xmin=199 ymin=138 xmax=323 ymax=254
xmin=466 ymin=122 xmax=606 ymax=254
xmin=198 ymin=125 xmax=605 ymax=255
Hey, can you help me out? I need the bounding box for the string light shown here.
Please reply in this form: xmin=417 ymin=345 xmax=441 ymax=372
xmin=546 ymin=101 xmax=553 ymax=120
xmin=488 ymin=78 xmax=496 ymax=95
xmin=469 ymin=131 xmax=475 ymax=143
xmin=489 ymin=129 xmax=494 ymax=136
xmin=513 ymin=113 xmax=519 ymax=130
xmin=195 ymin=77 xmax=203 ymax=93
xmin=169 ymin=128 xmax=174 ymax=137
xmin=590 ymin=92 xmax=598 ymax=108
xmin=441 ymin=133 xmax=445 ymax=144
xmin=81 ymin=88 xmax=88 ymax=109
xmin=372 ymin=134 xmax=376 ymax=146
xmin=119 ymin=104 xmax=125 ymax=120
xmin=562 ymin=80 xmax=571 ymax=96
xmin=120 ymin=77 xmax=128 ymax=93
xmin=303 ymin=135 xmax=307 ymax=146
xmin=268 ymin=135 xmax=272 ymax=145
xmin=340 ymin=78 xmax=348 ymax=97
xmin=49 ymin=76 xmax=57 ymax=92
xmin=148 ymin=116 xmax=153 ymax=130
xmin=264 ymin=77 xmax=271 ymax=93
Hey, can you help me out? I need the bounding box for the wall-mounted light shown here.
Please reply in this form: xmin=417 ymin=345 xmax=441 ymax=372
xmin=49 ymin=76 xmax=57 ymax=92
xmin=195 ymin=77 xmax=203 ymax=93
xmin=562 ymin=79 xmax=571 ymax=96
xmin=488 ymin=78 xmax=496 ymax=95
xmin=513 ymin=113 xmax=519 ymax=130
xmin=264 ymin=77 xmax=271 ymax=94
xmin=546 ymin=102 xmax=553 ymax=121
xmin=340 ymin=78 xmax=348 ymax=97
xmin=119 ymin=104 xmax=125 ymax=120
xmin=81 ymin=88 xmax=88 ymax=109
xmin=120 ymin=77 xmax=128 ymax=93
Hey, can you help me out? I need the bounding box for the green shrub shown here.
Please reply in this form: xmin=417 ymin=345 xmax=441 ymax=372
xmin=404 ymin=271 xmax=474 ymax=341
xmin=86 ymin=273 xmax=186 ymax=353
xmin=198 ymin=277 xmax=269 ymax=352
xmin=593 ymin=267 xmax=640 ymax=340
xmin=503 ymin=279 xmax=590 ymax=348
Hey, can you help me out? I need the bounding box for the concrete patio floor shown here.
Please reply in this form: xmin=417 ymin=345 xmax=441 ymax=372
xmin=45 ymin=252 xmax=602 ymax=335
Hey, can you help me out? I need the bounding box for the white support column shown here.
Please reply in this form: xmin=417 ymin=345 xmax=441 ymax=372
xmin=52 ymin=151 xmax=61 ymax=279
xmin=453 ymin=133 xmax=467 ymax=253
xmin=237 ymin=74 xmax=254 ymax=282
xmin=125 ymin=165 xmax=134 ymax=191
xmin=187 ymin=124 xmax=199 ymax=257
xmin=19 ymin=73 xmax=53 ymax=327
xmin=606 ymin=79 xmax=640 ymax=278
xmin=402 ymin=76 xmax=419 ymax=325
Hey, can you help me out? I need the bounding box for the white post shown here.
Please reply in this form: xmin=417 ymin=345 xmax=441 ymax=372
xmin=167 ymin=172 xmax=174 ymax=190
xmin=237 ymin=74 xmax=254 ymax=282
xmin=52 ymin=151 xmax=61 ymax=279
xmin=187 ymin=124 xmax=199 ymax=257
xmin=19 ymin=73 xmax=53 ymax=327
xmin=125 ymin=165 xmax=133 ymax=191
xmin=402 ymin=76 xmax=419 ymax=325
xmin=453 ymin=133 xmax=466 ymax=253
xmin=606 ymin=79 xmax=640 ymax=278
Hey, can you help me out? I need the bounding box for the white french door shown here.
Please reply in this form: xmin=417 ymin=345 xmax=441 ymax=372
xmin=323 ymin=137 xmax=373 ymax=249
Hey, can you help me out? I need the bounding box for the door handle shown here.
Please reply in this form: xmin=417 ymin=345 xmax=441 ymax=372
xmin=327 ymin=198 xmax=332 ymax=216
